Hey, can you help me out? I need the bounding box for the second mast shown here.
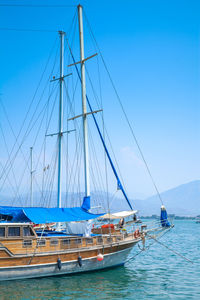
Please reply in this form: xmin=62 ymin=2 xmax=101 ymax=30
xmin=78 ymin=5 xmax=91 ymax=201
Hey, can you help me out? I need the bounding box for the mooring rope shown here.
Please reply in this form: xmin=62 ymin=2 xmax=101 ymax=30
xmin=126 ymin=230 xmax=194 ymax=265
xmin=126 ymin=227 xmax=194 ymax=265
xmin=147 ymin=234 xmax=194 ymax=264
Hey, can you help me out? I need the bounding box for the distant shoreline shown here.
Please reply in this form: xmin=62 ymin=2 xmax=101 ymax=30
xmin=140 ymin=215 xmax=197 ymax=220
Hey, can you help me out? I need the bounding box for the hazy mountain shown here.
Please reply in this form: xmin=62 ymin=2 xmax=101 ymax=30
xmin=0 ymin=180 xmax=199 ymax=216
xmin=132 ymin=180 xmax=200 ymax=217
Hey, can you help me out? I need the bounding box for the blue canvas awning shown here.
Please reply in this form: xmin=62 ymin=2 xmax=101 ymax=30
xmin=0 ymin=206 xmax=103 ymax=224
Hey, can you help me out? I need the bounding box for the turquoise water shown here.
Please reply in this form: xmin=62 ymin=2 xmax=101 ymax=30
xmin=0 ymin=220 xmax=199 ymax=299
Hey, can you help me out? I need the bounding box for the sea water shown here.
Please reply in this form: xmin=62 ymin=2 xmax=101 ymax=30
xmin=0 ymin=220 xmax=199 ymax=299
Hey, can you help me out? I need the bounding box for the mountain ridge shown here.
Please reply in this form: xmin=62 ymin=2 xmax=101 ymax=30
xmin=0 ymin=180 xmax=199 ymax=216
xmin=132 ymin=180 xmax=200 ymax=216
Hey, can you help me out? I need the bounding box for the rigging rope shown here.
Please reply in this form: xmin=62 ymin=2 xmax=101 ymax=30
xmin=147 ymin=233 xmax=194 ymax=264
xmin=63 ymin=80 xmax=83 ymax=206
xmin=0 ymin=98 xmax=51 ymax=205
xmin=0 ymin=45 xmax=60 ymax=205
xmin=84 ymin=66 xmax=127 ymax=193
xmin=83 ymin=10 xmax=164 ymax=206
xmin=0 ymin=28 xmax=57 ymax=32
xmin=0 ymin=37 xmax=58 ymax=184
xmin=125 ymin=225 xmax=172 ymax=264
xmin=65 ymin=37 xmax=133 ymax=211
xmin=0 ymin=11 xmax=79 ymax=208
xmin=0 ymin=123 xmax=20 ymax=200
xmin=0 ymin=4 xmax=76 ymax=7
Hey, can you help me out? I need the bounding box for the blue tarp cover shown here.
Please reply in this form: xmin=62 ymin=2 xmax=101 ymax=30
xmin=81 ymin=196 xmax=91 ymax=211
xmin=0 ymin=206 xmax=103 ymax=224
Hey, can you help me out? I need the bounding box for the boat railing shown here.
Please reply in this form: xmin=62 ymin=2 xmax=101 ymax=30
xmin=0 ymin=219 xmax=172 ymax=255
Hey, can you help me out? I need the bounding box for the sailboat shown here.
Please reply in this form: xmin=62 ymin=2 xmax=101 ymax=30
xmin=196 ymin=215 xmax=200 ymax=223
xmin=0 ymin=5 xmax=172 ymax=281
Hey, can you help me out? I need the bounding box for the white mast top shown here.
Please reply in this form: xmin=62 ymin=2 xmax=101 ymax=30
xmin=57 ymin=30 xmax=65 ymax=208
xmin=78 ymin=5 xmax=90 ymax=198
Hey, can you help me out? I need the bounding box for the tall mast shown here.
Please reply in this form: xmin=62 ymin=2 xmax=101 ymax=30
xmin=78 ymin=5 xmax=90 ymax=199
xmin=57 ymin=30 xmax=65 ymax=208
xmin=30 ymin=146 xmax=33 ymax=207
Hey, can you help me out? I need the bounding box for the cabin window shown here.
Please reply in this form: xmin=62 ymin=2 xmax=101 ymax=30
xmin=86 ymin=238 xmax=93 ymax=244
xmin=75 ymin=238 xmax=82 ymax=244
xmin=97 ymin=237 xmax=103 ymax=244
xmin=107 ymin=237 xmax=113 ymax=243
xmin=37 ymin=239 xmax=46 ymax=246
xmin=0 ymin=227 xmax=5 ymax=237
xmin=23 ymin=227 xmax=34 ymax=237
xmin=23 ymin=240 xmax=32 ymax=247
xmin=116 ymin=236 xmax=122 ymax=241
xmin=50 ymin=239 xmax=58 ymax=246
xmin=61 ymin=239 xmax=71 ymax=246
xmin=8 ymin=227 xmax=20 ymax=237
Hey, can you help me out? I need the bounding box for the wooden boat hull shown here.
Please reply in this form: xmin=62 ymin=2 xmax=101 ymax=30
xmin=0 ymin=245 xmax=134 ymax=281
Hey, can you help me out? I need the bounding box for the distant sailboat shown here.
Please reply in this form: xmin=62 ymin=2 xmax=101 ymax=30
xmin=196 ymin=215 xmax=200 ymax=223
xmin=0 ymin=5 xmax=172 ymax=281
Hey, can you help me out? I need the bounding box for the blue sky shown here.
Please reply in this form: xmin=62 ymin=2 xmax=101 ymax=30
xmin=0 ymin=0 xmax=199 ymax=200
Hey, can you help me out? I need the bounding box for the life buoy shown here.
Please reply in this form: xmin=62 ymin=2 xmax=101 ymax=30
xmin=134 ymin=229 xmax=140 ymax=238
